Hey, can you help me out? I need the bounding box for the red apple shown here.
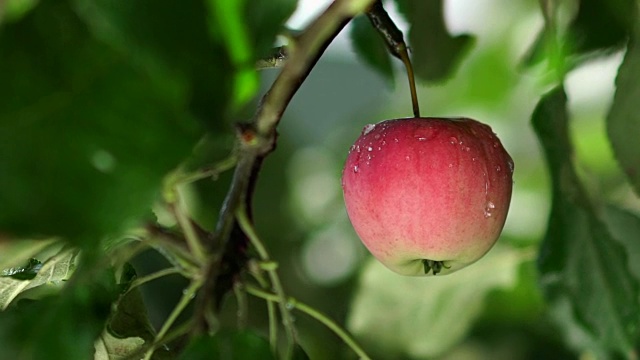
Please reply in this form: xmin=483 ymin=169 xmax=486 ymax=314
xmin=342 ymin=117 xmax=513 ymax=276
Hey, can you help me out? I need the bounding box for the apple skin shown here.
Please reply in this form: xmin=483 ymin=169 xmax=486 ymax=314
xmin=342 ymin=117 xmax=513 ymax=276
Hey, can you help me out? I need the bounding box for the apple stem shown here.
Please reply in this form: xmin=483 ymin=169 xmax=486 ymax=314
xmin=366 ymin=0 xmax=421 ymax=118
xmin=422 ymin=259 xmax=449 ymax=275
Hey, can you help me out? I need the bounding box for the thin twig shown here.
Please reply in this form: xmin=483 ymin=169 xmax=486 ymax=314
xmin=236 ymin=206 xmax=297 ymax=359
xmin=245 ymin=285 xmax=372 ymax=360
xmin=194 ymin=0 xmax=377 ymax=339
xmin=248 ymin=260 xmax=278 ymax=353
xmin=144 ymin=278 xmax=203 ymax=360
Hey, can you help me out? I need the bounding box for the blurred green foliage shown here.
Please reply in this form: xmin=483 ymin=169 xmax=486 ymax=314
xmin=0 ymin=0 xmax=639 ymax=359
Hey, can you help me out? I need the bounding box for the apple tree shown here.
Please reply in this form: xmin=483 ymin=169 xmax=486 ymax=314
xmin=0 ymin=0 xmax=639 ymax=359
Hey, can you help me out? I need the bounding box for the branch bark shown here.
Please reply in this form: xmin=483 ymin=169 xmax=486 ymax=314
xmin=193 ymin=0 xmax=377 ymax=334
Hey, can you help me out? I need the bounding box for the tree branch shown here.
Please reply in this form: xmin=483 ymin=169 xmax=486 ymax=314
xmin=194 ymin=0 xmax=377 ymax=334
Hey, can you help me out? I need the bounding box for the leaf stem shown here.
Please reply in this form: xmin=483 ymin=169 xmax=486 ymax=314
xmin=144 ymin=278 xmax=202 ymax=360
xmin=245 ymin=285 xmax=371 ymax=360
xmin=236 ymin=206 xmax=297 ymax=359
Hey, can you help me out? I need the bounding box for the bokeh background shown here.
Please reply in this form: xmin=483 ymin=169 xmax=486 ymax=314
xmin=134 ymin=0 xmax=639 ymax=358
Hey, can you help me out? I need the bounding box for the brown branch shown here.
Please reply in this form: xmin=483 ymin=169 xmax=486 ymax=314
xmin=193 ymin=0 xmax=377 ymax=335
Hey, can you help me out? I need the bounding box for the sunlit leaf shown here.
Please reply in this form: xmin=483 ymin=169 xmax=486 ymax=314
xmin=350 ymin=15 xmax=395 ymax=85
xmin=0 ymin=1 xmax=201 ymax=243
xmin=0 ymin=266 xmax=117 ymax=360
xmin=347 ymin=245 xmax=523 ymax=358
xmin=0 ymin=247 xmax=79 ymax=310
xmin=94 ymin=333 xmax=145 ymax=360
xmin=532 ymin=86 xmax=640 ymax=357
xmin=393 ymin=0 xmax=474 ymax=82
xmin=607 ymin=24 xmax=640 ymax=197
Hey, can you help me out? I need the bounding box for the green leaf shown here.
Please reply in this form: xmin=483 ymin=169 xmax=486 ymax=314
xmin=532 ymin=86 xmax=640 ymax=357
xmin=523 ymin=0 xmax=638 ymax=69
xmin=0 ymin=238 xmax=58 ymax=270
xmin=607 ymin=24 xmax=640 ymax=197
xmin=73 ymin=0 xmax=234 ymax=131
xmin=178 ymin=330 xmax=276 ymax=360
xmin=0 ymin=266 xmax=117 ymax=360
xmin=602 ymin=205 xmax=640 ymax=284
xmin=349 ymin=15 xmax=395 ymax=85
xmin=206 ymin=0 xmax=297 ymax=106
xmin=0 ymin=247 xmax=79 ymax=310
xmin=0 ymin=1 xmax=200 ymax=243
xmin=94 ymin=332 xmax=145 ymax=360
xmin=393 ymin=0 xmax=474 ymax=83
xmin=347 ymin=245 xmax=524 ymax=358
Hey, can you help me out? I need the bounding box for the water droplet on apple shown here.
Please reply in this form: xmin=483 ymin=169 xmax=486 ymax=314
xmin=353 ymin=165 xmax=359 ymax=173
xmin=405 ymin=156 xmax=410 ymax=161
xmin=448 ymin=163 xmax=454 ymax=168
xmin=493 ymin=141 xmax=500 ymax=148
xmin=377 ymin=147 xmax=381 ymax=151
xmin=496 ymin=165 xmax=501 ymax=172
xmin=508 ymin=159 xmax=515 ymax=173
xmin=394 ymin=138 xmax=399 ymax=143
xmin=374 ymin=133 xmax=381 ymax=140
xmin=367 ymin=146 xmax=373 ymax=152
xmin=449 ymin=136 xmax=458 ymax=144
xmin=483 ymin=201 xmax=495 ymax=218
xmin=472 ymin=157 xmax=477 ymax=162
xmin=362 ymin=124 xmax=376 ymax=135
xmin=414 ymin=126 xmax=436 ymax=141
xmin=464 ymin=146 xmax=471 ymax=152
xmin=381 ymin=140 xmax=386 ymax=145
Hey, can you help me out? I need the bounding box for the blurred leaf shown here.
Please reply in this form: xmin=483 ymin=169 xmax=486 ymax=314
xmin=602 ymin=205 xmax=640 ymax=282
xmin=393 ymin=0 xmax=474 ymax=83
xmin=0 ymin=238 xmax=58 ymax=270
xmin=347 ymin=245 xmax=523 ymax=358
xmin=350 ymin=15 xmax=395 ymax=85
xmin=94 ymin=332 xmax=145 ymax=360
xmin=532 ymin=86 xmax=640 ymax=357
xmin=178 ymin=330 xmax=276 ymax=360
xmin=73 ymin=0 xmax=233 ymax=131
xmin=523 ymin=0 xmax=637 ymax=69
xmin=0 ymin=265 xmax=117 ymax=360
xmin=607 ymin=24 xmax=640 ymax=197
xmin=0 ymin=247 xmax=79 ymax=310
xmin=0 ymin=0 xmax=38 ymax=23
xmin=0 ymin=1 xmax=201 ymax=242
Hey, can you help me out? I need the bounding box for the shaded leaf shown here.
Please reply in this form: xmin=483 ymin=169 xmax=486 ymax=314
xmin=0 ymin=266 xmax=117 ymax=360
xmin=532 ymin=86 xmax=640 ymax=357
xmin=350 ymin=14 xmax=395 ymax=85
xmin=0 ymin=1 xmax=200 ymax=242
xmin=393 ymin=0 xmax=474 ymax=82
xmin=73 ymin=0 xmax=233 ymax=131
xmin=523 ymin=0 xmax=637 ymax=68
xmin=178 ymin=330 xmax=275 ymax=360
xmin=347 ymin=245 xmax=523 ymax=358
xmin=607 ymin=23 xmax=640 ymax=197
xmin=602 ymin=205 xmax=640 ymax=283
xmin=0 ymin=248 xmax=79 ymax=310
xmin=94 ymin=333 xmax=145 ymax=360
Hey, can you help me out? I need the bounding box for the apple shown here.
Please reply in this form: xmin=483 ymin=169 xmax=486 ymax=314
xmin=342 ymin=117 xmax=513 ymax=276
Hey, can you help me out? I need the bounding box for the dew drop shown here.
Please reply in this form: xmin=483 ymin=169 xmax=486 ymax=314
xmin=449 ymin=136 xmax=458 ymax=145
xmin=377 ymin=147 xmax=381 ymax=151
xmin=381 ymin=140 xmax=386 ymax=145
xmin=413 ymin=126 xmax=436 ymax=141
xmin=493 ymin=141 xmax=500 ymax=149
xmin=367 ymin=146 xmax=373 ymax=152
xmin=405 ymin=155 xmax=410 ymax=161
xmin=464 ymin=146 xmax=471 ymax=152
xmin=472 ymin=157 xmax=477 ymax=162
xmin=448 ymin=163 xmax=453 ymax=168
xmin=496 ymin=165 xmax=501 ymax=172
xmin=349 ymin=145 xmax=355 ymax=152
xmin=394 ymin=138 xmax=399 ymax=143
xmin=362 ymin=124 xmax=376 ymax=135
xmin=353 ymin=165 xmax=359 ymax=173
xmin=374 ymin=133 xmax=381 ymax=140
xmin=483 ymin=201 xmax=496 ymax=218
xmin=508 ymin=159 xmax=515 ymax=173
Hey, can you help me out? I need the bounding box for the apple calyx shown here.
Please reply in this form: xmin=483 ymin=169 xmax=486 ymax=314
xmin=422 ymin=259 xmax=450 ymax=275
